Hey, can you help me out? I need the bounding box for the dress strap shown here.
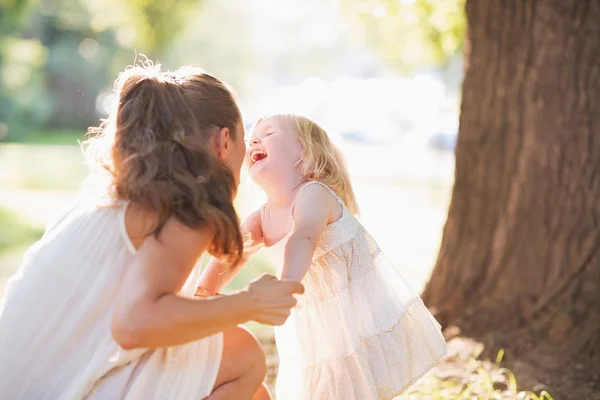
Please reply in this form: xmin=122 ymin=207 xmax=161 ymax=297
xmin=290 ymin=181 xmax=344 ymax=220
xmin=259 ymin=203 xmax=267 ymax=235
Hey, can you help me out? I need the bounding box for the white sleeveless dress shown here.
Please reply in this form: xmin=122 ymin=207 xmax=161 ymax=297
xmin=0 ymin=200 xmax=222 ymax=400
xmin=262 ymin=181 xmax=447 ymax=400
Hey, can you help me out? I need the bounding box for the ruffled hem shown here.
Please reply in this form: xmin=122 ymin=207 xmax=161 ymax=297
xmin=276 ymin=298 xmax=446 ymax=400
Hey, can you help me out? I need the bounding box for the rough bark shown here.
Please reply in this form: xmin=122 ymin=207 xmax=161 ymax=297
xmin=422 ymin=0 xmax=600 ymax=394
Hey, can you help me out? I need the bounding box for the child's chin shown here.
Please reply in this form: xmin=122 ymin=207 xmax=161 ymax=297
xmin=248 ymin=165 xmax=267 ymax=181
xmin=250 ymin=167 xmax=278 ymax=188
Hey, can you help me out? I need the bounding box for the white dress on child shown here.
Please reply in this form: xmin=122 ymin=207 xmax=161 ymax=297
xmin=262 ymin=181 xmax=447 ymax=400
xmin=0 ymin=200 xmax=222 ymax=400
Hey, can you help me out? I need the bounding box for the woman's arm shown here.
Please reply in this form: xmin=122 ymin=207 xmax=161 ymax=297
xmin=195 ymin=209 xmax=263 ymax=296
xmin=280 ymin=185 xmax=341 ymax=282
xmin=111 ymin=214 xmax=302 ymax=350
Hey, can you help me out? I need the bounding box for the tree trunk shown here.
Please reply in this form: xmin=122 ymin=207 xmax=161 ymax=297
xmin=422 ymin=0 xmax=600 ymax=394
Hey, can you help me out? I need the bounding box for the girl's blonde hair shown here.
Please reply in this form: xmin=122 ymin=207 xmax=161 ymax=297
xmin=277 ymin=113 xmax=359 ymax=214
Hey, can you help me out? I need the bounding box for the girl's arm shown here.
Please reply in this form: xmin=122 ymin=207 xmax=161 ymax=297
xmin=281 ymin=184 xmax=341 ymax=281
xmin=195 ymin=209 xmax=264 ymax=296
xmin=111 ymin=213 xmax=302 ymax=350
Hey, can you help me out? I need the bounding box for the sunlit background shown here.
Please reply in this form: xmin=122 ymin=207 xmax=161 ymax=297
xmin=0 ymin=0 xmax=464 ymax=394
xmin=1 ymin=0 xmax=464 ymax=291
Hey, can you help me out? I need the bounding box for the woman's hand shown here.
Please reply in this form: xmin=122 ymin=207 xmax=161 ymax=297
xmin=245 ymin=274 xmax=304 ymax=326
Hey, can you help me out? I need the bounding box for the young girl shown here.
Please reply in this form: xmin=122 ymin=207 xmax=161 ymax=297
xmin=0 ymin=65 xmax=303 ymax=400
xmin=197 ymin=113 xmax=447 ymax=399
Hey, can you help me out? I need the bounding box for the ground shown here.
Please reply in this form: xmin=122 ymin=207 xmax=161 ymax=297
xmin=260 ymin=332 xmax=560 ymax=399
xmin=0 ymin=138 xmax=560 ymax=399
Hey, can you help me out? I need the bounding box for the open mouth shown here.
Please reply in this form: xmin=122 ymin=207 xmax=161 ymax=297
xmin=249 ymin=149 xmax=267 ymax=166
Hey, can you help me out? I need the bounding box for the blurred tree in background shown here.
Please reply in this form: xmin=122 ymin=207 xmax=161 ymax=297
xmin=0 ymin=0 xmax=200 ymax=140
xmin=0 ymin=0 xmax=465 ymax=141
xmin=1 ymin=0 xmax=49 ymax=140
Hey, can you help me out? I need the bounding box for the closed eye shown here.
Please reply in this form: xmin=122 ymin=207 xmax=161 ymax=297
xmin=245 ymin=132 xmax=276 ymax=143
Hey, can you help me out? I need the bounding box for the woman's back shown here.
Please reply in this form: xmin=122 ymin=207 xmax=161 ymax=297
xmin=0 ymin=202 xmax=137 ymax=398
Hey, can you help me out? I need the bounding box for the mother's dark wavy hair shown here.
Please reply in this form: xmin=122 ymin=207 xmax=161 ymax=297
xmin=84 ymin=61 xmax=244 ymax=264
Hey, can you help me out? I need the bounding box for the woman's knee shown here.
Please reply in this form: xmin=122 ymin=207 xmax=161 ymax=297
xmin=231 ymin=326 xmax=266 ymax=376
xmin=217 ymin=326 xmax=267 ymax=385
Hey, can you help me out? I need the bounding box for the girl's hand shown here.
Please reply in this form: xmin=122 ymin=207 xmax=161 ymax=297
xmin=194 ymin=287 xmax=221 ymax=298
xmin=246 ymin=274 xmax=304 ymax=326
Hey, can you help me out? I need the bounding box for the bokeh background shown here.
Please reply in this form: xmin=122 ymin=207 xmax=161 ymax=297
xmin=6 ymin=1 xmax=572 ymax=399
xmin=1 ymin=1 xmax=466 ymax=395
xmin=0 ymin=0 xmax=464 ymax=295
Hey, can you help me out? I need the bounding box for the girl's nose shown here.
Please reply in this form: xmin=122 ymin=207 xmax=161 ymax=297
xmin=248 ymin=137 xmax=260 ymax=146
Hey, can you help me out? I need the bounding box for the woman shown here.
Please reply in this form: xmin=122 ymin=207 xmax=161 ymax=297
xmin=0 ymin=63 xmax=302 ymax=400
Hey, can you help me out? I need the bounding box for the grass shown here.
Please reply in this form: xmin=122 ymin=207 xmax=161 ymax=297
xmin=0 ymin=143 xmax=87 ymax=191
xmin=0 ymin=208 xmax=45 ymax=296
xmin=396 ymin=349 xmax=555 ymax=400
xmin=0 ymin=208 xmax=44 ymax=253
xmin=6 ymin=130 xmax=85 ymax=146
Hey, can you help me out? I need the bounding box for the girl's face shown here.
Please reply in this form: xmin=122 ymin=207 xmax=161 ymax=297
xmin=246 ymin=116 xmax=304 ymax=185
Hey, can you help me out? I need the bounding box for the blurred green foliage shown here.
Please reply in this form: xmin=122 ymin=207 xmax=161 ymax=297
xmin=0 ymin=0 xmax=466 ymax=141
xmin=343 ymin=0 xmax=466 ymax=72
xmin=0 ymin=0 xmax=201 ymax=141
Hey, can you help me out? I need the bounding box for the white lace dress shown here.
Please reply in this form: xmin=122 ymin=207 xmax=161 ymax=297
xmin=0 ymin=200 xmax=222 ymax=400
xmin=263 ymin=181 xmax=447 ymax=400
